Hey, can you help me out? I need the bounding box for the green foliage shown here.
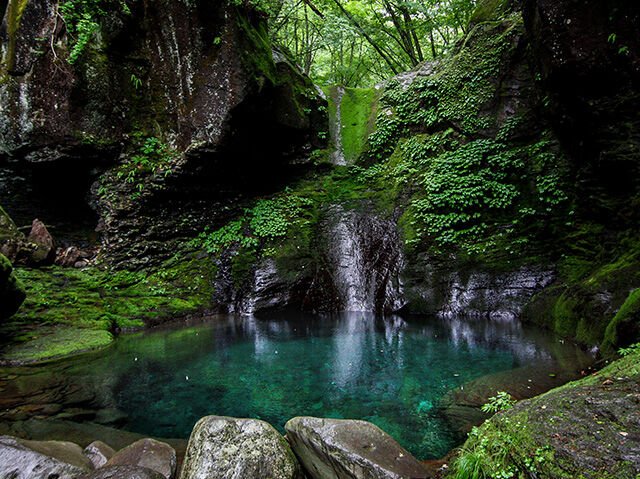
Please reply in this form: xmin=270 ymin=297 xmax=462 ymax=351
xmin=107 ymin=135 xmax=177 ymax=198
xmin=261 ymin=0 xmax=479 ymax=86
xmin=344 ymin=14 xmax=572 ymax=261
xmin=481 ymin=391 xmax=516 ymax=414
xmin=192 ymin=195 xmax=313 ymax=256
xmin=619 ymin=343 xmax=640 ymax=357
xmin=454 ymin=424 xmax=551 ymax=479
xmin=61 ymin=0 xmax=133 ymax=64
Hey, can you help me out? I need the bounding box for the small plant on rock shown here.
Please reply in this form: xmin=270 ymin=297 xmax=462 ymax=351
xmin=481 ymin=391 xmax=516 ymax=414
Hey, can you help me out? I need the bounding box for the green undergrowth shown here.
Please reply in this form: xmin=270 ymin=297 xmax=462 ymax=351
xmin=0 ymin=252 xmax=217 ymax=364
xmin=451 ymin=349 xmax=640 ymax=479
xmin=339 ymin=10 xmax=573 ymax=265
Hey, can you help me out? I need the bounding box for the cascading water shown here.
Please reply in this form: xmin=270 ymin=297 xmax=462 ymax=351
xmin=327 ymin=206 xmax=371 ymax=311
xmin=322 ymin=86 xmax=404 ymax=312
xmin=329 ymin=86 xmax=347 ymax=165
xmin=323 ymin=204 xmax=404 ymax=312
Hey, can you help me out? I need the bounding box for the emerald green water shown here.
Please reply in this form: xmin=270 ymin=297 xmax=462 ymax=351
xmin=98 ymin=313 xmax=589 ymax=458
xmin=2 ymin=313 xmax=593 ymax=459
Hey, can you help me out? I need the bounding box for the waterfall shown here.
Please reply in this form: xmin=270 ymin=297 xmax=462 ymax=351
xmin=324 ymin=204 xmax=405 ymax=312
xmin=328 ymin=207 xmax=370 ymax=311
xmin=329 ymin=86 xmax=347 ymax=165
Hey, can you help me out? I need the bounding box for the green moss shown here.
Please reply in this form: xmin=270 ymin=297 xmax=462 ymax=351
xmin=325 ymin=86 xmax=379 ymax=163
xmin=3 ymin=0 xmax=30 ymax=74
xmin=552 ymin=292 xmax=580 ymax=338
xmin=235 ymin=7 xmax=277 ymax=85
xmin=0 ymin=253 xmax=26 ymax=320
xmin=231 ymin=248 xmax=259 ymax=286
xmin=0 ymin=327 xmax=113 ymax=365
xmin=601 ymin=288 xmax=640 ymax=356
xmin=522 ymin=233 xmax=640 ymax=350
xmin=452 ymin=350 xmax=640 ymax=478
xmin=1 ymin=252 xmax=217 ymax=364
xmin=468 ymin=0 xmax=514 ymax=26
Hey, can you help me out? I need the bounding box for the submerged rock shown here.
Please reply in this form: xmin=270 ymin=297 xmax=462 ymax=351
xmin=0 ymin=435 xmax=93 ymax=478
xmin=83 ymin=440 xmax=116 ymax=469
xmin=180 ymin=415 xmax=302 ymax=479
xmin=284 ymin=417 xmax=429 ymax=479
xmin=78 ymin=466 xmax=164 ymax=479
xmin=104 ymin=438 xmax=176 ymax=479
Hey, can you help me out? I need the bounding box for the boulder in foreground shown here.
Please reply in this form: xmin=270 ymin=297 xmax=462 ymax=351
xmin=0 ymin=253 xmax=25 ymax=320
xmin=83 ymin=440 xmax=116 ymax=469
xmin=180 ymin=415 xmax=302 ymax=479
xmin=284 ymin=417 xmax=430 ymax=479
xmin=0 ymin=435 xmax=93 ymax=478
xmin=104 ymin=438 xmax=176 ymax=479
xmin=78 ymin=465 xmax=164 ymax=479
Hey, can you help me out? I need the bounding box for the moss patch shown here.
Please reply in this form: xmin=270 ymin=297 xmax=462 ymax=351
xmin=1 ymin=251 xmax=217 ymax=364
xmin=601 ymin=288 xmax=640 ymax=356
xmin=0 ymin=327 xmax=114 ymax=365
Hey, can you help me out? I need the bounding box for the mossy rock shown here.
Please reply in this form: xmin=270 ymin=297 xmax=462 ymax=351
xmin=0 ymin=253 xmax=26 ymax=320
xmin=0 ymin=326 xmax=114 ymax=365
xmin=468 ymin=0 xmax=516 ymax=26
xmin=0 ymin=205 xmax=22 ymax=243
xmin=451 ymin=351 xmax=640 ymax=478
xmin=601 ymin=288 xmax=640 ymax=357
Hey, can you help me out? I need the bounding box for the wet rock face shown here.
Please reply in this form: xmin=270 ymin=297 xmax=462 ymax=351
xmin=0 ymin=435 xmax=94 ymax=478
xmin=180 ymin=415 xmax=302 ymax=479
xmin=226 ymin=206 xmax=404 ymax=314
xmin=524 ymin=0 xmax=640 ymax=222
xmin=403 ymin=264 xmax=555 ymax=319
xmin=284 ymin=417 xmax=429 ymax=479
xmin=320 ymin=206 xmax=404 ymax=313
xmin=0 ymin=0 xmax=327 ymax=267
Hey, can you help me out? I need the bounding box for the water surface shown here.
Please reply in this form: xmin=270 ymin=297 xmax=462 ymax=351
xmin=1 ymin=313 xmax=593 ymax=459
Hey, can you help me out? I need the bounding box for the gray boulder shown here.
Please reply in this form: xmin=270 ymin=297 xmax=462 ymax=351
xmin=25 ymin=219 xmax=56 ymax=266
xmin=78 ymin=465 xmax=164 ymax=479
xmin=180 ymin=416 xmax=302 ymax=479
xmin=0 ymin=435 xmax=93 ymax=478
xmin=284 ymin=417 xmax=429 ymax=479
xmin=104 ymin=438 xmax=176 ymax=479
xmin=83 ymin=440 xmax=116 ymax=469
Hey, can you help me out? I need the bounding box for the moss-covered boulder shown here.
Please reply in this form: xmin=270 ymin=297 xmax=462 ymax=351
xmin=0 ymin=205 xmax=25 ymax=261
xmin=450 ymin=350 xmax=640 ymax=478
xmin=0 ymin=253 xmax=25 ymax=320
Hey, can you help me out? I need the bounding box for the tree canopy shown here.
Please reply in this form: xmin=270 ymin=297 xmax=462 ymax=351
xmin=258 ymin=0 xmax=479 ymax=86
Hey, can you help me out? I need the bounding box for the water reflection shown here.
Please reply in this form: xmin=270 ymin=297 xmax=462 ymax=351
xmin=0 ymin=313 xmax=593 ymax=459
